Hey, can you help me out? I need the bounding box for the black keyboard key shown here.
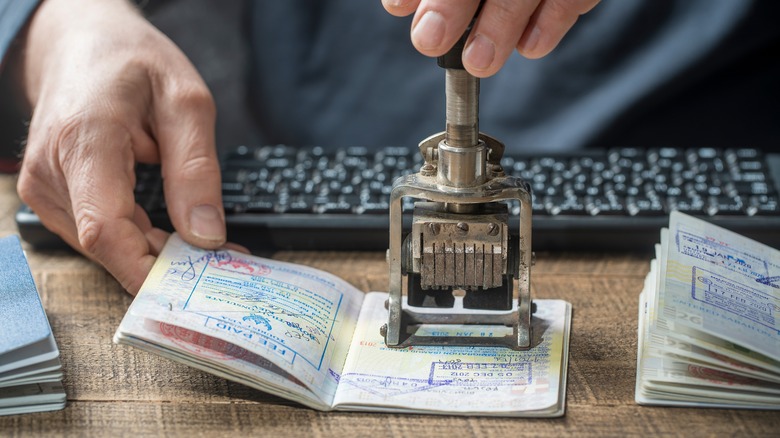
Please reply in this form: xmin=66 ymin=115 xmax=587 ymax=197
xmin=626 ymin=196 xmax=665 ymax=216
xmin=708 ymin=196 xmax=744 ymax=216
xmin=666 ymin=196 xmax=706 ymax=215
xmin=585 ymin=196 xmax=625 ymax=216
xmin=358 ymin=203 xmax=389 ymax=214
xmin=282 ymin=195 xmax=317 ymax=213
xmin=222 ymin=182 xmax=245 ymax=194
xmin=318 ymin=202 xmax=353 ymax=214
xmin=732 ymin=181 xmax=776 ymax=196
xmin=544 ymin=196 xmax=587 ymax=216
xmin=222 ymin=194 xmax=251 ymax=204
xmin=245 ymin=201 xmax=275 ymax=213
xmin=746 ymin=195 xmax=780 ymax=216
xmin=285 ymin=202 xmax=313 ymax=213
xmin=344 ymin=146 xmax=370 ymax=157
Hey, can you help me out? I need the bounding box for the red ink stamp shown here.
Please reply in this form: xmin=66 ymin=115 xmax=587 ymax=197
xmin=209 ymin=256 xmax=271 ymax=276
xmin=159 ymin=322 xmax=249 ymax=361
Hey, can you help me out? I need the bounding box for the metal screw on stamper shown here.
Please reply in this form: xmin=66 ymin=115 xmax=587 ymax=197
xmin=379 ymin=324 xmax=388 ymax=338
xmin=487 ymin=222 xmax=499 ymax=236
xmin=420 ymin=162 xmax=436 ymax=176
xmin=456 ymin=222 xmax=469 ymax=234
xmin=491 ymin=164 xmax=505 ymax=177
xmin=427 ymin=223 xmax=441 ymax=235
xmin=384 ymin=299 xmax=390 ymax=310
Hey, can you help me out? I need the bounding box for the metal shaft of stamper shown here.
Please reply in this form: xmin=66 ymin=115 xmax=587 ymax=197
xmin=439 ymin=68 xmax=486 ymax=214
xmin=445 ymin=69 xmax=479 ymax=149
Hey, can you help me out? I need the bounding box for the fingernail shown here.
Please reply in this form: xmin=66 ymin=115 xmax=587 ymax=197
xmin=384 ymin=0 xmax=409 ymax=7
xmin=412 ymin=11 xmax=446 ymax=50
xmin=189 ymin=204 xmax=225 ymax=242
xmin=464 ymin=33 xmax=495 ymax=71
xmin=519 ymin=25 xmax=541 ymax=55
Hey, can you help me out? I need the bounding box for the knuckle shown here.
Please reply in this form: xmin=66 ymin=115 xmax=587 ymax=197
xmin=486 ymin=0 xmax=518 ymax=28
xmin=168 ymin=82 xmax=216 ymax=117
xmin=544 ymin=0 xmax=571 ymax=22
xmin=49 ymin=114 xmax=84 ymax=151
xmin=17 ymin=160 xmax=49 ymax=205
xmin=548 ymin=0 xmax=593 ymax=17
xmin=16 ymin=176 xmax=44 ymax=208
xmin=47 ymin=113 xmax=131 ymax=172
xmin=74 ymin=208 xmax=106 ymax=256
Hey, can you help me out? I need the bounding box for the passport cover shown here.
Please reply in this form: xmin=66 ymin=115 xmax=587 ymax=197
xmin=0 ymin=235 xmax=51 ymax=356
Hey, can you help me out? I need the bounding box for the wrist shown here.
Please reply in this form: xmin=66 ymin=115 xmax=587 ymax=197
xmin=18 ymin=0 xmax=141 ymax=108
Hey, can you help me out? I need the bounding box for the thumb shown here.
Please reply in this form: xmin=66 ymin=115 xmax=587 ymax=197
xmin=154 ymin=81 xmax=225 ymax=249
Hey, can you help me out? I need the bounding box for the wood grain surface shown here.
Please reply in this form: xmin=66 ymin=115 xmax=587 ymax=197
xmin=0 ymin=174 xmax=777 ymax=437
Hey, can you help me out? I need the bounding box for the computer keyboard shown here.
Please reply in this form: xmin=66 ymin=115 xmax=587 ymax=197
xmin=15 ymin=145 xmax=780 ymax=251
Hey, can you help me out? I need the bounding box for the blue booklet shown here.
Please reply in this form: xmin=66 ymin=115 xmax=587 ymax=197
xmin=0 ymin=235 xmax=66 ymax=415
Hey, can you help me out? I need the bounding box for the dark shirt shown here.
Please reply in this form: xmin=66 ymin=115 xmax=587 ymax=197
xmin=246 ymin=0 xmax=780 ymax=152
xmin=2 ymin=0 xmax=779 ymax=155
xmin=0 ymin=0 xmax=38 ymax=166
xmin=0 ymin=0 xmax=38 ymax=73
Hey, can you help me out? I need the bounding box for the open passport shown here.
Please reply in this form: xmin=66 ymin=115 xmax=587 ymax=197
xmin=114 ymin=234 xmax=571 ymax=417
xmin=636 ymin=212 xmax=780 ymax=408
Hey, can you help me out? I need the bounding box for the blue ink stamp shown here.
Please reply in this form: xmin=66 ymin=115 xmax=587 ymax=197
xmin=243 ymin=313 xmax=273 ymax=331
xmin=691 ymin=267 xmax=777 ymax=332
xmin=676 ymin=229 xmax=769 ymax=278
xmin=340 ymin=373 xmax=441 ymax=397
xmin=756 ymin=276 xmax=780 ymax=290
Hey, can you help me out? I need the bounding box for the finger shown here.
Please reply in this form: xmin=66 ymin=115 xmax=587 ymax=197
xmin=129 ymin=124 xmax=160 ymax=164
xmin=517 ymin=0 xmax=600 ymax=59
xmin=382 ymin=0 xmax=420 ymax=17
xmin=462 ymin=0 xmax=543 ymax=77
xmin=410 ymin=0 xmax=481 ymax=58
xmin=153 ymin=75 xmax=226 ymax=249
xmin=133 ymin=203 xmax=170 ymax=256
xmin=58 ymin=123 xmax=157 ymax=295
xmin=145 ymin=228 xmax=171 ymax=256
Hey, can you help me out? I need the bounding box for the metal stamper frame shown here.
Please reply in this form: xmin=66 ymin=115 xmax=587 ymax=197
xmin=384 ymin=159 xmax=533 ymax=350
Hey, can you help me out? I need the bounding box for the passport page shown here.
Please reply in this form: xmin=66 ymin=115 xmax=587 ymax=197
xmin=663 ymin=211 xmax=779 ymax=361
xmin=333 ymin=293 xmax=571 ymax=417
xmin=114 ymin=234 xmax=365 ymax=410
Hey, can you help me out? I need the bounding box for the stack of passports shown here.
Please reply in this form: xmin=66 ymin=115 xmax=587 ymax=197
xmin=0 ymin=235 xmax=66 ymax=415
xmin=635 ymin=212 xmax=780 ymax=408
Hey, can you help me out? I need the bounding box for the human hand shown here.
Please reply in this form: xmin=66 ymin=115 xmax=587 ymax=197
xmin=382 ymin=0 xmax=600 ymax=77
xmin=14 ymin=0 xmax=237 ymax=294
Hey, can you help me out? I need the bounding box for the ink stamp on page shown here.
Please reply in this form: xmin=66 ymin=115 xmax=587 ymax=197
xmin=428 ymin=361 xmax=532 ymax=386
xmin=691 ymin=267 xmax=778 ymax=332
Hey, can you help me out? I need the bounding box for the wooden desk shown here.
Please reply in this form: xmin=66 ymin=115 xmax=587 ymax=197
xmin=0 ymin=174 xmax=777 ymax=437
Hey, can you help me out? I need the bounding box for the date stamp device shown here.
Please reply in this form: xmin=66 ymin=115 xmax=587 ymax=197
xmin=384 ymin=17 xmax=534 ymax=350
